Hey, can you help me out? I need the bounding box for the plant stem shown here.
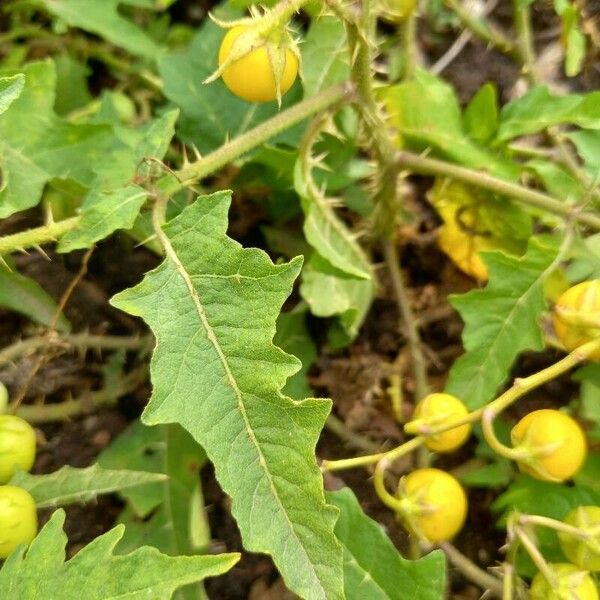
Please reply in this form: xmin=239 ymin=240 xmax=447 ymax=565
xmin=383 ymin=240 xmax=429 ymax=400
xmin=399 ymin=12 xmax=417 ymax=80
xmin=445 ymin=0 xmax=515 ymax=55
xmin=516 ymin=526 xmax=557 ymax=586
xmin=13 ymin=367 xmax=147 ymax=423
xmin=0 ymin=333 xmax=151 ymax=366
xmin=325 ymin=414 xmax=380 ymax=454
xmin=175 ymin=83 xmax=353 ymax=186
xmin=511 ymin=0 xmax=538 ymax=85
xmin=519 ymin=514 xmax=597 ymax=540
xmin=440 ymin=542 xmax=503 ymax=597
xmin=405 ymin=337 xmax=600 ymax=437
xmin=321 ymin=436 xmax=424 ymax=472
xmin=0 ymin=84 xmax=353 ymax=256
xmin=395 ymin=150 xmax=600 ymax=230
xmin=0 ymin=217 xmax=80 ymax=255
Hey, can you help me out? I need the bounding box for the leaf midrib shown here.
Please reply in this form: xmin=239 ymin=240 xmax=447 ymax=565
xmin=159 ymin=228 xmax=327 ymax=596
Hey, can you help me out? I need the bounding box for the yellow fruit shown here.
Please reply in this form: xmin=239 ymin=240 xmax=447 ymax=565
xmin=559 ymin=507 xmax=600 ymax=571
xmin=218 ymin=25 xmax=299 ymax=103
xmin=0 ymin=415 xmax=37 ymax=484
xmin=530 ymin=563 xmax=598 ymax=600
xmin=399 ymin=468 xmax=467 ymax=542
xmin=0 ymin=486 xmax=38 ymax=558
xmin=413 ymin=393 xmax=471 ymax=453
xmin=553 ymin=280 xmax=600 ymax=360
xmin=511 ymin=409 xmax=587 ymax=482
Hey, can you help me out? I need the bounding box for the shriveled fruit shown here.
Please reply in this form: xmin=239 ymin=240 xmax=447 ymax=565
xmin=397 ymin=468 xmax=467 ymax=542
xmin=553 ymin=280 xmax=600 ymax=360
xmin=413 ymin=393 xmax=471 ymax=453
xmin=530 ymin=563 xmax=598 ymax=600
xmin=559 ymin=506 xmax=600 ymax=571
xmin=218 ymin=25 xmax=298 ymax=103
xmin=0 ymin=415 xmax=37 ymax=484
xmin=511 ymin=409 xmax=587 ymax=482
xmin=0 ymin=486 xmax=38 ymax=558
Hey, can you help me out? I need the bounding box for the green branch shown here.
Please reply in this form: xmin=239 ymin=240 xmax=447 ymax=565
xmin=395 ymin=150 xmax=600 ymax=230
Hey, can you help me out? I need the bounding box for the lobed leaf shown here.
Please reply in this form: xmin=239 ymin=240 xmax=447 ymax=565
xmin=0 ymin=510 xmax=239 ymax=599
xmin=498 ymin=86 xmax=600 ymax=141
xmin=0 ymin=60 xmax=111 ymax=219
xmin=328 ymin=488 xmax=446 ymax=600
xmin=111 ymin=191 xmax=344 ymax=600
xmin=445 ymin=237 xmax=560 ymax=409
xmin=10 ymin=464 xmax=166 ymax=508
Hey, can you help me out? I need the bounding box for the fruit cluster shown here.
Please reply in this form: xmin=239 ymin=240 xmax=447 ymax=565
xmin=0 ymin=388 xmax=38 ymax=559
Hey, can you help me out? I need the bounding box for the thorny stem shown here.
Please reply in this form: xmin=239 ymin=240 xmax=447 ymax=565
xmin=0 ymin=84 xmax=353 ymax=256
xmin=395 ymin=150 xmax=600 ymax=230
xmin=440 ymin=542 xmax=503 ymax=597
xmin=515 ymin=526 xmax=557 ymax=587
xmin=175 ymin=83 xmax=353 ymax=186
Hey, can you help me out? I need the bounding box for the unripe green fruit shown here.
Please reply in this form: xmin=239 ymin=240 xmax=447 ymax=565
xmin=0 ymin=415 xmax=36 ymax=484
xmin=0 ymin=486 xmax=38 ymax=558
xmin=530 ymin=563 xmax=598 ymax=600
xmin=559 ymin=507 xmax=600 ymax=571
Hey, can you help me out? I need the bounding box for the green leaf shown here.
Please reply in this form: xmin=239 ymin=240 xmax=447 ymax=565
xmin=573 ymin=364 xmax=600 ymax=440
xmin=274 ymin=305 xmax=317 ymax=400
xmin=99 ymin=421 xmax=210 ymax=555
xmin=566 ymin=130 xmax=600 ymax=181
xmin=39 ymin=0 xmax=161 ymax=59
xmin=463 ymin=83 xmax=499 ymax=144
xmin=445 ymin=237 xmax=560 ymax=409
xmin=301 ymin=253 xmax=375 ymax=340
xmin=526 ymin=159 xmax=585 ymax=203
xmin=58 ymin=185 xmax=148 ymax=252
xmin=554 ymin=0 xmax=587 ymax=77
xmin=498 ymin=86 xmax=600 ymax=141
xmin=53 ymin=54 xmax=92 ymax=116
xmin=0 ymin=73 xmax=24 ymax=115
xmin=0 ymin=509 xmax=239 ymax=599
xmin=0 ymin=60 xmax=111 ymax=219
xmin=566 ymin=234 xmax=600 ymax=281
xmin=295 ymin=162 xmax=372 ymax=280
xmin=10 ymin=464 xmax=166 ymax=508
xmin=111 ymin=192 xmax=344 ymax=600
xmin=380 ymin=70 xmax=519 ymax=180
xmin=158 ymin=12 xmax=302 ymax=154
xmin=492 ymin=475 xmax=600 ymax=577
xmin=328 ymin=488 xmax=446 ymax=600
xmin=0 ymin=263 xmax=71 ymax=331
xmin=302 ymin=16 xmax=350 ymax=97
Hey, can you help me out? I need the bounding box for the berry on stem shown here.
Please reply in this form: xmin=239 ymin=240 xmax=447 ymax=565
xmin=510 ymin=409 xmax=587 ymax=482
xmin=0 ymin=486 xmax=38 ymax=558
xmin=0 ymin=415 xmax=37 ymax=484
xmin=397 ymin=468 xmax=467 ymax=542
xmin=530 ymin=563 xmax=598 ymax=600
xmin=412 ymin=393 xmax=471 ymax=453
xmin=559 ymin=506 xmax=600 ymax=571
